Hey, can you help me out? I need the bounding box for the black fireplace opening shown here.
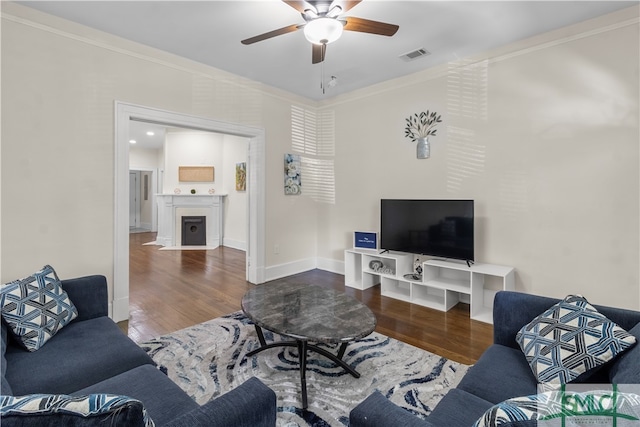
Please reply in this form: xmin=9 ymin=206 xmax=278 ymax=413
xmin=181 ymin=216 xmax=206 ymax=246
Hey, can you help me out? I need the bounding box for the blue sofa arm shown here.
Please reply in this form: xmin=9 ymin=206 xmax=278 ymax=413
xmin=493 ymin=291 xmax=640 ymax=350
xmin=492 ymin=291 xmax=560 ymax=349
xmin=61 ymin=275 xmax=109 ymax=321
xmin=163 ymin=377 xmax=276 ymax=427
xmin=349 ymin=391 xmax=434 ymax=427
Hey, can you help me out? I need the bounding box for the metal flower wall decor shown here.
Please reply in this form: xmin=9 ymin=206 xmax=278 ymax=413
xmin=404 ymin=110 xmax=442 ymax=159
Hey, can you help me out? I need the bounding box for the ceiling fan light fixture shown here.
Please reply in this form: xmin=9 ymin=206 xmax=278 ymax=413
xmin=304 ymin=18 xmax=343 ymax=45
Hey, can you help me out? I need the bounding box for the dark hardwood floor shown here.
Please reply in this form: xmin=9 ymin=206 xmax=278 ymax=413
xmin=124 ymin=232 xmax=493 ymax=365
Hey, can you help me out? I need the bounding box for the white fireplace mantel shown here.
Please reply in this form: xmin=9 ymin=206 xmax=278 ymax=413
xmin=156 ymin=194 xmax=226 ymax=248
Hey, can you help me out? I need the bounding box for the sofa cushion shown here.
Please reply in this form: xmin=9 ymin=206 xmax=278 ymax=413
xmin=0 ymin=265 xmax=78 ymax=352
xmin=164 ymin=377 xmax=278 ymax=427
xmin=472 ymin=390 xmax=640 ymax=427
xmin=457 ymin=344 xmax=538 ymax=404
xmin=5 ymin=316 xmax=155 ymax=395
xmin=515 ymin=294 xmax=636 ymax=384
xmin=427 ymin=388 xmax=494 ymax=427
xmin=609 ymin=322 xmax=640 ymax=384
xmin=73 ymin=364 xmax=199 ymax=426
xmin=0 ymin=393 xmax=153 ymax=427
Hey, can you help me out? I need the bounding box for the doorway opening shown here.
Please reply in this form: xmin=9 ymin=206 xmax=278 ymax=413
xmin=129 ymin=170 xmax=156 ymax=233
xmin=114 ymin=102 xmax=266 ymax=322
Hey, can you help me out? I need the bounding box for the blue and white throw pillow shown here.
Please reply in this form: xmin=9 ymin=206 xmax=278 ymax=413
xmin=516 ymin=295 xmax=636 ymax=384
xmin=0 ymin=265 xmax=78 ymax=351
xmin=0 ymin=393 xmax=154 ymax=427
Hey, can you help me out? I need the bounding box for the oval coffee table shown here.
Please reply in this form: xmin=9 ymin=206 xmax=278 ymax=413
xmin=241 ymin=282 xmax=376 ymax=409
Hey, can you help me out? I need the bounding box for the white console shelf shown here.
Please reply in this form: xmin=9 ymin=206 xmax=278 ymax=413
xmin=344 ymin=249 xmax=515 ymax=324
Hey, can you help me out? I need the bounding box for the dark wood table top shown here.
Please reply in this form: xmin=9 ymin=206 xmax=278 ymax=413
xmin=241 ymin=282 xmax=376 ymax=344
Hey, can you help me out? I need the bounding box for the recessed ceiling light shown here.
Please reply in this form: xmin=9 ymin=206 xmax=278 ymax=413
xmin=129 ymin=139 xmax=137 ymax=144
xmin=146 ymin=131 xmax=155 ymax=136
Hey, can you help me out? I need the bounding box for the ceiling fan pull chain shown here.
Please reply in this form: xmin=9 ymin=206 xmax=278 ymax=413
xmin=321 ymin=58 xmax=325 ymax=94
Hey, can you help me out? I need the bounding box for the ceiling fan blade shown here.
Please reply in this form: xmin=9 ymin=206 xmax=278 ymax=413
xmin=312 ymin=43 xmax=326 ymax=64
xmin=343 ymin=16 xmax=399 ymax=36
xmin=282 ymin=0 xmax=310 ymax=13
xmin=332 ymin=0 xmax=362 ymax=13
xmin=241 ymin=24 xmax=301 ymax=45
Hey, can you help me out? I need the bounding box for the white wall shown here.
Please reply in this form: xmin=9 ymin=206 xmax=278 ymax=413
xmin=164 ymin=131 xmax=223 ymax=194
xmin=129 ymin=146 xmax=161 ymax=171
xmin=222 ymin=135 xmax=249 ymax=250
xmin=317 ymin=7 xmax=640 ymax=309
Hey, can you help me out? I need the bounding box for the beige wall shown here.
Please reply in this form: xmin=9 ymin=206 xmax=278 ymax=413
xmin=1 ymin=3 xmax=638 ymax=310
xmin=317 ymin=7 xmax=639 ymax=309
xmin=0 ymin=3 xmax=318 ymax=290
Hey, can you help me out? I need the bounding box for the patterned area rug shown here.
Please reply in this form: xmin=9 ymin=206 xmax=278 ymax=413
xmin=138 ymin=312 xmax=469 ymax=426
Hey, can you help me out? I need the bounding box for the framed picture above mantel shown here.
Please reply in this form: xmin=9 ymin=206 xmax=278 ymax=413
xmin=178 ymin=166 xmax=214 ymax=182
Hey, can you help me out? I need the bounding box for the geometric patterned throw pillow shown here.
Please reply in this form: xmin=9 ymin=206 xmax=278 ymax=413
xmin=0 ymin=265 xmax=78 ymax=351
xmin=0 ymin=394 xmax=155 ymax=427
xmin=516 ymin=294 xmax=636 ymax=384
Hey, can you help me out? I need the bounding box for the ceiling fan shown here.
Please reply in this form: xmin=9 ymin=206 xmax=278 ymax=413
xmin=241 ymin=0 xmax=399 ymax=64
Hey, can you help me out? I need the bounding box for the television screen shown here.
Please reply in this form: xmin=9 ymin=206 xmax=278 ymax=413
xmin=380 ymin=199 xmax=474 ymax=261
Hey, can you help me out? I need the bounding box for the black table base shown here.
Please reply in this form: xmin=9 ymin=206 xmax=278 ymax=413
xmin=246 ymin=325 xmax=360 ymax=409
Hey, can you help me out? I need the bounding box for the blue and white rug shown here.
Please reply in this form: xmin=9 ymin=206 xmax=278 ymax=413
xmin=139 ymin=311 xmax=469 ymax=426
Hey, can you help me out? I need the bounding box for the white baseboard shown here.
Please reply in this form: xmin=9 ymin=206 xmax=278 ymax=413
xmin=111 ymin=296 xmax=129 ymax=322
xmin=223 ymin=238 xmax=246 ymax=251
xmin=317 ymin=257 xmax=344 ymax=275
xmin=265 ymin=258 xmax=318 ymax=282
xmin=264 ymin=257 xmax=344 ymax=282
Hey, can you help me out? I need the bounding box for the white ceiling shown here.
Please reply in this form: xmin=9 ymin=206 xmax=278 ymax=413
xmin=19 ymin=1 xmax=637 ymax=101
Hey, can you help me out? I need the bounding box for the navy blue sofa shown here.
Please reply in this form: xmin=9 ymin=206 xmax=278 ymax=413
xmin=350 ymin=290 xmax=640 ymax=427
xmin=1 ymin=275 xmax=276 ymax=427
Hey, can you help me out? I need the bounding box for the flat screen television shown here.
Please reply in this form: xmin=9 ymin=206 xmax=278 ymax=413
xmin=380 ymin=199 xmax=474 ymax=262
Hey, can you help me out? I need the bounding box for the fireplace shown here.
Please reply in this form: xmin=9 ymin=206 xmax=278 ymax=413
xmin=155 ymin=194 xmax=225 ymax=248
xmin=181 ymin=216 xmax=206 ymax=246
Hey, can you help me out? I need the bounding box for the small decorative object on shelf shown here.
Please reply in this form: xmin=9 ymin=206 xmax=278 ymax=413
xmin=368 ymin=260 xmax=395 ymax=275
xmin=414 ymin=258 xmax=423 ymax=276
xmin=369 ymin=260 xmax=384 ymax=271
xmin=174 ymin=188 xmax=181 ymax=194
xmin=208 ymin=188 xmax=216 ymax=195
xmin=404 ymin=110 xmax=442 ymax=159
xmin=190 ymin=189 xmax=196 ymax=194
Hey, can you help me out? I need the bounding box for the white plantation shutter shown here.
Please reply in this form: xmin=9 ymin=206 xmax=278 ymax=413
xmin=291 ymin=105 xmax=336 ymax=204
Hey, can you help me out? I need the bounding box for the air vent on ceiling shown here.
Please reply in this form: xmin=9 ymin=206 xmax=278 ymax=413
xmin=399 ymin=48 xmax=431 ymax=62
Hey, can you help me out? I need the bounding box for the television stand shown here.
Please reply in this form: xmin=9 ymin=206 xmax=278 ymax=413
xmin=344 ymin=249 xmax=515 ymax=324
